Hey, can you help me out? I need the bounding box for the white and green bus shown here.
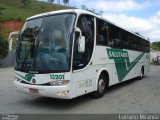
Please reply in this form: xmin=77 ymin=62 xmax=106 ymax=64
xmin=14 ymin=9 xmax=150 ymax=99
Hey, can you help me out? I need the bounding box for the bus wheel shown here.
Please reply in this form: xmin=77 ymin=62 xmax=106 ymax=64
xmin=91 ymin=74 xmax=106 ymax=98
xmin=138 ymin=67 xmax=144 ymax=80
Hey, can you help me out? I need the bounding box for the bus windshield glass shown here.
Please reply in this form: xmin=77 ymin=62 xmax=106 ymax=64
xmin=15 ymin=13 xmax=75 ymax=72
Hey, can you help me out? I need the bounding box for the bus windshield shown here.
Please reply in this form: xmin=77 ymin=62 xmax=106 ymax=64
xmin=15 ymin=13 xmax=75 ymax=72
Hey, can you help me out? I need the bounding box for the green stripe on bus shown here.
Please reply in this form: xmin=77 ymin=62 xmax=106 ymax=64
xmin=107 ymin=48 xmax=144 ymax=82
xmin=16 ymin=72 xmax=35 ymax=82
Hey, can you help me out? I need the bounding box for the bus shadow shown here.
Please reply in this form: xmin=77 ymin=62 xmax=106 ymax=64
xmin=27 ymin=93 xmax=93 ymax=111
xmin=105 ymin=76 xmax=148 ymax=93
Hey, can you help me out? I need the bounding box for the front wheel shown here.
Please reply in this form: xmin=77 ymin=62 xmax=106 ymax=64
xmin=91 ymin=74 xmax=106 ymax=98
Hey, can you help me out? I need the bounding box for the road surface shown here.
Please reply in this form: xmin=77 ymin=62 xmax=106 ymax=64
xmin=0 ymin=65 xmax=160 ymax=114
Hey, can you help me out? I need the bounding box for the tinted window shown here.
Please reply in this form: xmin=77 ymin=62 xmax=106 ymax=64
xmin=95 ymin=19 xmax=150 ymax=52
xmin=96 ymin=19 xmax=108 ymax=46
xmin=108 ymin=25 xmax=121 ymax=48
xmin=130 ymin=35 xmax=137 ymax=50
xmin=121 ymin=30 xmax=129 ymax=49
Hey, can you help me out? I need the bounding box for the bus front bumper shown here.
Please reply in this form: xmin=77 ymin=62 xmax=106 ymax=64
xmin=14 ymin=81 xmax=74 ymax=99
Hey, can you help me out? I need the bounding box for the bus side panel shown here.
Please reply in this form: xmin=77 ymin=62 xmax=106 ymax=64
xmin=92 ymin=46 xmax=119 ymax=86
xmin=121 ymin=50 xmax=142 ymax=81
xmin=117 ymin=50 xmax=150 ymax=82
xmin=72 ymin=66 xmax=97 ymax=97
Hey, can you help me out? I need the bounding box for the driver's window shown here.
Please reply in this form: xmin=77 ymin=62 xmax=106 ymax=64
xmin=73 ymin=15 xmax=94 ymax=70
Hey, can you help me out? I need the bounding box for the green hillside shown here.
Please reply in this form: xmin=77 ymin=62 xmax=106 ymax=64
xmin=0 ymin=0 xmax=71 ymax=21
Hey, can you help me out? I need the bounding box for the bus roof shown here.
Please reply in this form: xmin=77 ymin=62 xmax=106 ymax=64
xmin=27 ymin=9 xmax=149 ymax=41
xmin=27 ymin=9 xmax=98 ymax=20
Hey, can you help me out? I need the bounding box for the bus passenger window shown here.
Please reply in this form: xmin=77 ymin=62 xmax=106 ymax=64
xmin=130 ymin=36 xmax=137 ymax=50
xmin=96 ymin=19 xmax=108 ymax=46
xmin=121 ymin=31 xmax=129 ymax=49
xmin=108 ymin=25 xmax=121 ymax=48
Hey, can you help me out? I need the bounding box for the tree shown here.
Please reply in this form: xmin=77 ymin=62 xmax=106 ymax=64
xmin=40 ymin=5 xmax=47 ymax=12
xmin=91 ymin=9 xmax=95 ymax=13
xmin=48 ymin=0 xmax=54 ymax=3
xmin=81 ymin=4 xmax=87 ymax=10
xmin=81 ymin=5 xmax=101 ymax=15
xmin=151 ymin=41 xmax=160 ymax=51
xmin=63 ymin=0 xmax=69 ymax=6
xmin=99 ymin=10 xmax=103 ymax=16
xmin=21 ymin=0 xmax=31 ymax=8
xmin=0 ymin=7 xmax=5 ymax=15
xmin=0 ymin=34 xmax=8 ymax=59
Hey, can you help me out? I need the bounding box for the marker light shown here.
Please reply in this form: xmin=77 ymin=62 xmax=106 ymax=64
xmin=57 ymin=90 xmax=69 ymax=96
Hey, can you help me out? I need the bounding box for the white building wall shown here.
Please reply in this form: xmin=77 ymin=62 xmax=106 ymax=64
xmin=150 ymin=50 xmax=160 ymax=61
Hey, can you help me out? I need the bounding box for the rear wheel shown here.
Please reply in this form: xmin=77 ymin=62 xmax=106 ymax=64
xmin=91 ymin=74 xmax=106 ymax=98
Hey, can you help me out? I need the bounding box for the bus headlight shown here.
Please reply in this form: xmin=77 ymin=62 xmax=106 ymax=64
xmin=50 ymin=80 xmax=70 ymax=86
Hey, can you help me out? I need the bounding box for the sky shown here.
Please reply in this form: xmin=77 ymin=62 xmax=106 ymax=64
xmin=42 ymin=0 xmax=160 ymax=42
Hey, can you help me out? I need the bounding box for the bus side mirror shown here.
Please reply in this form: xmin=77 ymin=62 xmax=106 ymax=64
xmin=78 ymin=36 xmax=85 ymax=53
xmin=8 ymin=31 xmax=19 ymax=51
xmin=75 ymin=27 xmax=85 ymax=53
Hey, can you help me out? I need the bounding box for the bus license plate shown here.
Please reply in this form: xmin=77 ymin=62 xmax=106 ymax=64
xmin=29 ymin=88 xmax=39 ymax=94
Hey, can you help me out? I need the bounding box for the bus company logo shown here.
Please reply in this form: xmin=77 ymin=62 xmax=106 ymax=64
xmin=107 ymin=48 xmax=129 ymax=59
xmin=106 ymin=48 xmax=144 ymax=82
xmin=15 ymin=72 xmax=35 ymax=82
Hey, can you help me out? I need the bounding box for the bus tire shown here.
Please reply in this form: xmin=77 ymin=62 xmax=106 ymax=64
xmin=138 ymin=67 xmax=144 ymax=80
xmin=91 ymin=74 xmax=106 ymax=98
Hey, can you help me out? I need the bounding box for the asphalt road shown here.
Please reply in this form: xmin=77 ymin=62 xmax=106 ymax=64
xmin=0 ymin=65 xmax=160 ymax=114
